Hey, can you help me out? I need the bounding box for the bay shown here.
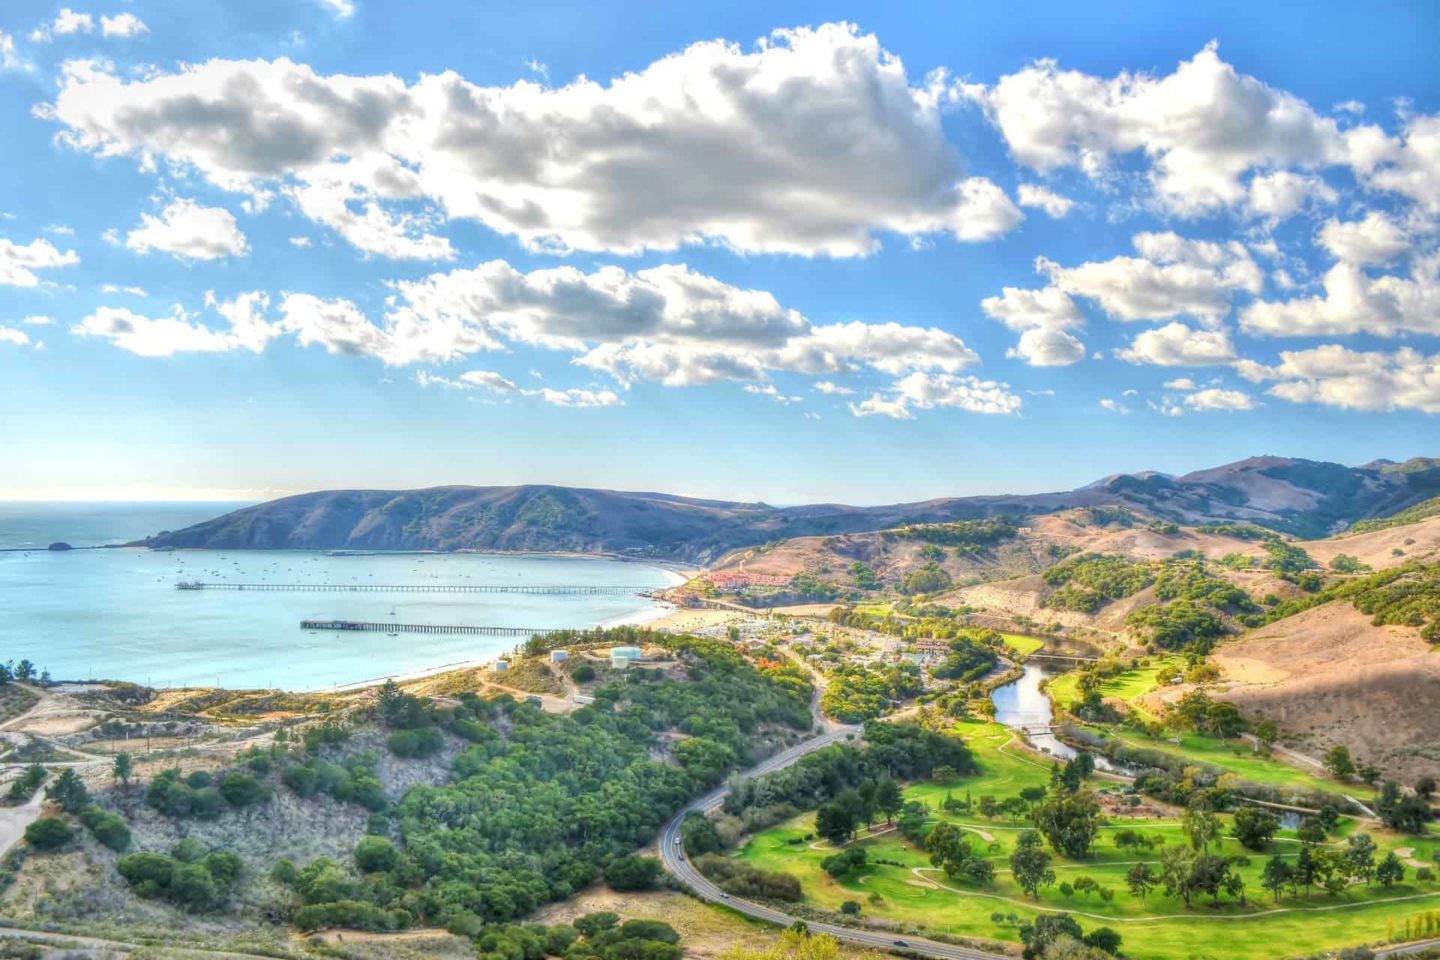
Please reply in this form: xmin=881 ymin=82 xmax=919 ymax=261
xmin=0 ymin=503 xmax=677 ymax=691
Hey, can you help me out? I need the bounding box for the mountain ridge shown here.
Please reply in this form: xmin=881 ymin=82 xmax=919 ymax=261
xmin=136 ymin=455 xmax=1440 ymax=562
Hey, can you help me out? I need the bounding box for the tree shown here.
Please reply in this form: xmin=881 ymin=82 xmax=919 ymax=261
xmin=1125 ymin=861 xmax=1157 ymax=901
xmin=1323 ymin=745 xmax=1355 ymax=780
xmin=1183 ymin=804 xmax=1221 ymax=853
xmin=875 ymin=778 xmax=903 ymax=824
xmin=354 ymin=835 xmax=398 ymax=873
xmin=112 ymin=752 xmax=134 ymax=787
xmin=815 ymin=802 xmax=856 ymax=846
xmin=1377 ymin=781 xmax=1432 ymax=834
xmin=1032 ymin=790 xmax=1100 ymax=859
xmin=839 ymin=900 xmax=861 ymax=916
xmin=1297 ymin=816 xmax=1329 ymax=847
xmin=1261 ymin=854 xmax=1293 ymax=902
xmin=1347 ymin=834 xmax=1377 ymax=886
xmin=1010 ymin=833 xmax=1056 ymax=899
xmin=45 ymin=767 xmax=89 ymax=814
xmin=1018 ymin=913 xmax=1082 ymax=960
xmin=1254 ymin=719 xmax=1278 ymax=751
xmin=1231 ymin=807 xmax=1279 ymax=851
xmin=1417 ymin=776 xmax=1437 ymax=800
xmin=605 ymin=855 xmax=662 ymax=891
xmin=1377 ymin=852 xmax=1405 ymax=889
xmin=24 ymin=817 xmax=73 ymax=851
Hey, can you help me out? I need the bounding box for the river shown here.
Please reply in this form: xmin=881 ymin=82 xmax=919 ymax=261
xmin=989 ymin=661 xmax=1126 ymax=773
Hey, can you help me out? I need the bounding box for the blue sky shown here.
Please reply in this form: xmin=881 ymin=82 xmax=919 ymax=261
xmin=2 ymin=0 xmax=1438 ymax=504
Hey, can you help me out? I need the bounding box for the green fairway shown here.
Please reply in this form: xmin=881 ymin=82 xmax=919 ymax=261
xmin=731 ymin=719 xmax=1440 ymax=959
xmin=1042 ymin=660 xmax=1377 ymax=803
xmin=999 ymin=633 xmax=1047 ymax=657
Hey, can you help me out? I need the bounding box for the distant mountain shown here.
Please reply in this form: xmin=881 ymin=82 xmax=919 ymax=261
xmin=137 ymin=456 xmax=1440 ymax=561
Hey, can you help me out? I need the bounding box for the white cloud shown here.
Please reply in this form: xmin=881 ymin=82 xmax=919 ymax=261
xmin=0 ymin=236 xmax=80 ymax=286
xmin=1183 ymin=387 xmax=1255 ymax=411
xmin=1316 ymin=211 xmax=1409 ymax=265
xmin=288 ymin=236 xmax=313 ymax=248
xmin=1017 ymin=183 xmax=1074 ymax=218
xmin=1098 ymin=398 xmax=1129 ymax=414
xmin=1361 ymin=115 xmax=1440 ymax=212
xmin=1007 ymin=326 xmax=1086 ymax=366
xmin=125 ymin=199 xmax=248 ymax=260
xmin=981 ymin=285 xmax=1086 ymax=366
xmin=1037 ymin=231 xmax=1261 ymax=323
xmin=317 ymin=0 xmax=355 ymax=18
xmin=1115 ymin=321 xmax=1237 ymax=366
xmin=1 ymin=31 xmax=19 ymax=70
xmin=417 ymin=369 xmax=619 ymax=407
xmin=100 ymin=283 xmax=146 ymax=296
xmin=744 ymin=383 xmax=803 ymax=403
xmin=1240 ymin=255 xmax=1440 ymax=337
xmin=849 ymin=371 xmax=1021 ymax=419
xmin=961 ymin=42 xmax=1348 ymax=217
xmin=1335 ymin=100 xmax=1366 ymax=116
xmin=0 ymin=326 xmax=32 ymax=347
xmin=48 ymin=24 xmax=1022 ymax=258
xmin=71 ymin=298 xmax=278 ymax=357
xmin=1163 ymin=377 xmax=1197 ymax=390
xmin=812 ymin=381 xmax=853 ymax=395
xmin=1239 ymin=344 xmax=1440 ymax=413
xmin=52 ymin=9 xmax=94 ymax=35
xmin=100 ymin=14 xmax=148 ymax=38
xmin=1246 ymin=170 xmax=1337 ymax=219
xmin=532 ymin=387 xmax=622 ymax=408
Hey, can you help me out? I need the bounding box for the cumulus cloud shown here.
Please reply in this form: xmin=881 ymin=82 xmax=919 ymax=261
xmin=981 ymin=285 xmax=1086 ymax=366
xmin=1037 ymin=231 xmax=1261 ymax=324
xmin=1007 ymin=326 xmax=1086 ymax=366
xmin=0 ymin=326 xmax=32 ymax=347
xmin=1316 ymin=211 xmax=1409 ymax=265
xmin=100 ymin=14 xmax=148 ymax=38
xmin=813 ymin=380 xmax=853 ymax=395
xmin=1238 ymin=343 xmax=1440 ymax=413
xmin=960 ymin=42 xmax=1348 ymax=216
xmin=1247 ymin=170 xmax=1337 ymax=219
xmin=1183 ymin=387 xmax=1255 ymax=411
xmin=1115 ymin=321 xmax=1237 ymax=366
xmin=52 ymin=9 xmax=94 ymax=36
xmin=1362 ymin=115 xmax=1440 ymax=212
xmin=48 ymin=24 xmax=1022 ymax=258
xmin=71 ymin=295 xmax=279 ymax=357
xmin=1163 ymin=377 xmax=1197 ymax=390
xmin=1240 ymin=254 xmax=1440 ymax=337
xmin=849 ymin=372 xmax=1020 ymax=419
xmin=0 ymin=236 xmax=80 ymax=286
xmin=1017 ymin=183 xmax=1074 ymax=218
xmin=125 ymin=199 xmax=248 ymax=260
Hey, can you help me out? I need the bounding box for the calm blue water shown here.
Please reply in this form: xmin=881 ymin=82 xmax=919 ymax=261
xmin=0 ymin=503 xmax=676 ymax=690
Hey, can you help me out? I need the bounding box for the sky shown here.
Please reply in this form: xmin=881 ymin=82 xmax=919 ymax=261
xmin=1 ymin=0 xmax=1438 ymax=505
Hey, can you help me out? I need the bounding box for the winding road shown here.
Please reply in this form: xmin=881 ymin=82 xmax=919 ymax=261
xmin=658 ymin=724 xmax=1011 ymax=960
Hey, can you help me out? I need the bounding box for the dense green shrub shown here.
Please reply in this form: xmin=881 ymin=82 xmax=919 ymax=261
xmin=24 ymin=817 xmax=73 ymax=851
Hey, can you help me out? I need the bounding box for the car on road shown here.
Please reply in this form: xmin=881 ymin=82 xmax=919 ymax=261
xmin=892 ymin=941 xmax=908 ymax=948
xmin=720 ymin=893 xmax=730 ymax=899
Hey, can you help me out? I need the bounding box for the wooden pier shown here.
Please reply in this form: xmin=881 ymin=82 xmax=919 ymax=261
xmin=178 ymin=581 xmax=646 ymax=596
xmin=301 ymin=619 xmax=566 ymax=636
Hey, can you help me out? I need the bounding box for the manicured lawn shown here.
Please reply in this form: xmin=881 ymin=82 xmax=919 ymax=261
xmin=998 ymin=633 xmax=1047 ymax=657
xmin=1041 ymin=660 xmax=1377 ymax=803
xmin=730 ymin=718 xmax=1440 ymax=959
xmin=1044 ymin=658 xmax=1181 ymax=720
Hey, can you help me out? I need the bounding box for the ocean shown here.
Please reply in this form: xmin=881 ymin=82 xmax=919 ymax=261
xmin=0 ymin=502 xmax=677 ymax=691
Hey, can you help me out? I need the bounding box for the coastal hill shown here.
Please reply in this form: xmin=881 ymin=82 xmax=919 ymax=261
xmin=137 ymin=454 xmax=1440 ymax=562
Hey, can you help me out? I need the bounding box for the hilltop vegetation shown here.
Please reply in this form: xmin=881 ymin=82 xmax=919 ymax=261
xmin=136 ymin=455 xmax=1440 ymax=560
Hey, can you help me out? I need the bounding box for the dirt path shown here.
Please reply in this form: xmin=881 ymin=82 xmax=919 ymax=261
xmin=0 ymin=922 xmax=287 ymax=958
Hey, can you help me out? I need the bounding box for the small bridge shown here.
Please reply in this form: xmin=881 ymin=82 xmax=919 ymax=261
xmin=179 ymin=581 xmax=648 ymax=596
xmin=301 ymin=620 xmax=567 ymax=636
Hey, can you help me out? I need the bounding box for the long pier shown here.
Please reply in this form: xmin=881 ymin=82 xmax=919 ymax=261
xmin=301 ymin=619 xmax=565 ymax=636
xmin=178 ymin=581 xmax=647 ymax=596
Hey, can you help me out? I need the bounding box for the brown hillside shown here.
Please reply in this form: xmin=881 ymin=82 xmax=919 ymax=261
xmin=1213 ymin=602 xmax=1440 ymax=782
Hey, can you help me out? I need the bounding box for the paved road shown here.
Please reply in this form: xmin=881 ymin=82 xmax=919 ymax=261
xmin=1379 ymin=937 xmax=1440 ymax=957
xmin=659 ymin=725 xmax=1011 ymax=960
